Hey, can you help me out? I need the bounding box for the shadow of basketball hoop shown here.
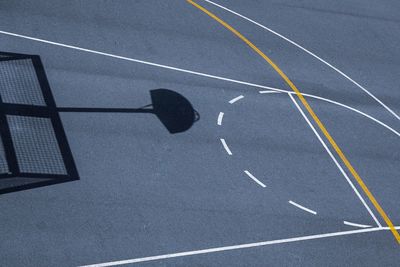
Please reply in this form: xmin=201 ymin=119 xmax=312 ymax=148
xmin=151 ymin=89 xmax=200 ymax=134
xmin=0 ymin=51 xmax=199 ymax=195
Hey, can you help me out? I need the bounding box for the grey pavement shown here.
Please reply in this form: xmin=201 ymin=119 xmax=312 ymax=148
xmin=0 ymin=0 xmax=399 ymax=266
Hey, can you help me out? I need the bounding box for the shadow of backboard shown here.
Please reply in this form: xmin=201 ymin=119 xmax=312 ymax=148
xmin=0 ymin=51 xmax=79 ymax=194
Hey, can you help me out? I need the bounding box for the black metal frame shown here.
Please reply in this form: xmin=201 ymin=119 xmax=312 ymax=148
xmin=0 ymin=52 xmax=79 ymax=194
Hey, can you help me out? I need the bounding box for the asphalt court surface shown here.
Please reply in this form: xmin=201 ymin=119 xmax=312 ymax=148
xmin=0 ymin=0 xmax=399 ymax=266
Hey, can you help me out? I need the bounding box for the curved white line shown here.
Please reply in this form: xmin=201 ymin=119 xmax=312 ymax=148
xmin=217 ymin=112 xmax=224 ymax=125
xmin=256 ymin=88 xmax=400 ymax=138
xmin=343 ymin=221 xmax=372 ymax=228
xmin=229 ymin=95 xmax=244 ymax=104
xmin=0 ymin=31 xmax=396 ymax=136
xmin=220 ymin=138 xmax=232 ymax=155
xmin=244 ymin=170 xmax=266 ymax=187
xmin=203 ymin=0 xmax=400 ymax=121
xmin=288 ymin=200 xmax=317 ymax=215
xmin=259 ymin=90 xmax=281 ymax=94
xmin=292 ymin=91 xmax=400 ymax=138
xmin=258 ymin=88 xmax=400 ymax=138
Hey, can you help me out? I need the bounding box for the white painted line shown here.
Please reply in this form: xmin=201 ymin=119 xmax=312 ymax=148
xmin=288 ymin=200 xmax=317 ymax=215
xmin=343 ymin=221 xmax=372 ymax=228
xmin=0 ymin=31 xmax=285 ymax=93
xmin=229 ymin=95 xmax=244 ymax=104
xmin=382 ymin=226 xmax=400 ymax=230
xmin=244 ymin=170 xmax=266 ymax=187
xmin=217 ymin=112 xmax=224 ymax=125
xmin=288 ymin=93 xmax=382 ymax=227
xmin=220 ymin=138 xmax=232 ymax=155
xmin=289 ymin=92 xmax=400 ymax=138
xmin=0 ymin=31 xmax=396 ymax=137
xmin=261 ymin=90 xmax=399 ymax=137
xmin=259 ymin=90 xmax=281 ymax=94
xmin=78 ymin=227 xmax=398 ymax=266
xmin=203 ymin=0 xmax=400 ymax=121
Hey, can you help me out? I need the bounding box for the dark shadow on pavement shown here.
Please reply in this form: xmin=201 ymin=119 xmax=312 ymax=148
xmin=0 ymin=51 xmax=199 ymax=195
xmin=57 ymin=89 xmax=200 ymax=134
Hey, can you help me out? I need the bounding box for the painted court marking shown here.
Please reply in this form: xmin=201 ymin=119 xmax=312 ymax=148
xmin=258 ymin=86 xmax=400 ymax=138
xmin=288 ymin=200 xmax=317 ymax=215
xmin=203 ymin=0 xmax=400 ymax=121
xmin=79 ymin=226 xmax=400 ymax=266
xmin=217 ymin=112 xmax=224 ymax=125
xmin=218 ymin=91 xmax=381 ymax=226
xmin=288 ymin=93 xmax=381 ymax=227
xmin=188 ymin=0 xmax=400 ymax=243
xmin=244 ymin=170 xmax=266 ymax=187
xmin=343 ymin=221 xmax=372 ymax=229
xmin=220 ymin=138 xmax=232 ymax=155
xmin=286 ymin=91 xmax=400 ymax=138
xmin=1 ymin=5 xmax=397 ymax=266
xmin=229 ymin=95 xmax=244 ymax=104
xmin=259 ymin=90 xmax=281 ymax=94
xmin=0 ymin=31 xmax=397 ymax=137
xmin=2 ymin=8 xmax=398 ymax=252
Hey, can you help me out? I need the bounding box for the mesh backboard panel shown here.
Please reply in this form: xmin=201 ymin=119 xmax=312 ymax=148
xmin=7 ymin=115 xmax=67 ymax=175
xmin=0 ymin=52 xmax=78 ymax=194
xmin=0 ymin=58 xmax=46 ymax=106
xmin=0 ymin=138 xmax=9 ymax=173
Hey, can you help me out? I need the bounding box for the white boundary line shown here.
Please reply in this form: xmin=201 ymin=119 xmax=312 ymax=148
xmin=244 ymin=170 xmax=266 ymax=187
xmin=0 ymin=31 xmax=286 ymax=92
xmin=220 ymin=138 xmax=232 ymax=155
xmin=287 ymin=91 xmax=400 ymax=138
xmin=78 ymin=227 xmax=400 ymax=266
xmin=259 ymin=88 xmax=399 ymax=138
xmin=229 ymin=95 xmax=244 ymax=104
xmin=0 ymin=31 xmax=397 ymax=137
xmin=288 ymin=200 xmax=317 ymax=215
xmin=259 ymin=88 xmax=400 ymax=138
xmin=202 ymin=0 xmax=400 ymax=121
xmin=217 ymin=112 xmax=224 ymax=125
xmin=288 ymin=93 xmax=382 ymax=227
xmin=343 ymin=221 xmax=372 ymax=228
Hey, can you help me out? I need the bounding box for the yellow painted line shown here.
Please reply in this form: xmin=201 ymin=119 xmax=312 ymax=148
xmin=187 ymin=0 xmax=400 ymax=244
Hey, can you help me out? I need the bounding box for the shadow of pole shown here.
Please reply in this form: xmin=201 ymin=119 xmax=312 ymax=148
xmin=57 ymin=89 xmax=200 ymax=134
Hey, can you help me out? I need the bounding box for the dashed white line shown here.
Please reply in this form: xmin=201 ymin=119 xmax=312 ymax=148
xmin=244 ymin=170 xmax=266 ymax=187
xmin=288 ymin=200 xmax=317 ymax=215
xmin=288 ymin=93 xmax=382 ymax=227
xmin=217 ymin=112 xmax=224 ymax=125
xmin=220 ymin=138 xmax=232 ymax=155
xmin=203 ymin=0 xmax=400 ymax=121
xmin=259 ymin=90 xmax=281 ymax=94
xmin=229 ymin=95 xmax=244 ymax=104
xmin=78 ymin=227 xmax=400 ymax=266
xmin=343 ymin=221 xmax=372 ymax=229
